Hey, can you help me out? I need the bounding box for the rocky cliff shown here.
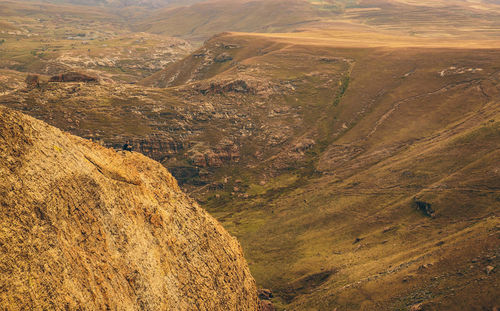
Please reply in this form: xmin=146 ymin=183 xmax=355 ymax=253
xmin=0 ymin=106 xmax=259 ymax=310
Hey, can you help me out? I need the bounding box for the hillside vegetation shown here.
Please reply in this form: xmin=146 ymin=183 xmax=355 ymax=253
xmin=132 ymin=0 xmax=500 ymax=43
xmin=133 ymin=0 xmax=341 ymax=43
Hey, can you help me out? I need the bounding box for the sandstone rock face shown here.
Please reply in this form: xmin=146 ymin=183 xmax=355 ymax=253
xmin=0 ymin=106 xmax=259 ymax=310
xmin=118 ymin=136 xmax=188 ymax=163
xmin=198 ymin=79 xmax=255 ymax=95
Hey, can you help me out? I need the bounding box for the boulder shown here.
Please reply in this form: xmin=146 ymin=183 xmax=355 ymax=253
xmin=258 ymin=288 xmax=273 ymax=300
xmin=413 ymin=198 xmax=435 ymax=217
xmin=25 ymin=74 xmax=40 ymax=88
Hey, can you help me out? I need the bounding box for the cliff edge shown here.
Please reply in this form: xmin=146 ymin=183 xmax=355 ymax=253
xmin=0 ymin=106 xmax=259 ymax=310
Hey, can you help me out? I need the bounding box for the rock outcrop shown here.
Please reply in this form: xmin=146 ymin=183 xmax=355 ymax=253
xmin=198 ymin=79 xmax=255 ymax=95
xmin=114 ymin=136 xmax=188 ymax=163
xmin=25 ymin=74 xmax=40 ymax=89
xmin=214 ymin=53 xmax=233 ymax=63
xmin=49 ymin=71 xmax=98 ymax=83
xmin=413 ymin=198 xmax=435 ymax=217
xmin=0 ymin=106 xmax=259 ymax=310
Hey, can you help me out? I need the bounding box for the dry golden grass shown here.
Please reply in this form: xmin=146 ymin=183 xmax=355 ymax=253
xmin=230 ymin=28 xmax=500 ymax=49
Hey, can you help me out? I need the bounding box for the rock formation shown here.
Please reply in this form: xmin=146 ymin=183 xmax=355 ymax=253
xmin=214 ymin=53 xmax=233 ymax=63
xmin=49 ymin=72 xmax=98 ymax=83
xmin=25 ymin=74 xmax=40 ymax=89
xmin=0 ymin=106 xmax=259 ymax=310
xmin=413 ymin=198 xmax=435 ymax=217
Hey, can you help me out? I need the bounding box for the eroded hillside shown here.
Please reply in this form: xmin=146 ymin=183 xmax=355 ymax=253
xmin=0 ymin=106 xmax=259 ymax=310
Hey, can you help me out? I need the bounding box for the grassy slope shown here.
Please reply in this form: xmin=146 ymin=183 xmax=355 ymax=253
xmin=131 ymin=0 xmax=500 ymax=44
xmin=0 ymin=0 xmax=192 ymax=82
xmin=179 ymin=34 xmax=500 ymax=310
xmin=132 ymin=0 xmax=342 ymax=43
xmin=7 ymin=32 xmax=498 ymax=309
